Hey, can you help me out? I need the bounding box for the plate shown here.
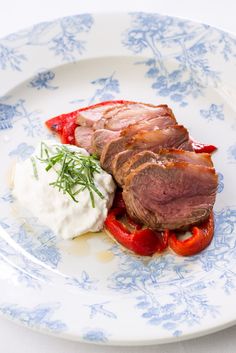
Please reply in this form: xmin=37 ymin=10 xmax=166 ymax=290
xmin=0 ymin=12 xmax=236 ymax=346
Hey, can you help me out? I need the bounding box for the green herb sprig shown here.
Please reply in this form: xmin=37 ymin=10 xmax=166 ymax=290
xmin=30 ymin=156 xmax=38 ymax=180
xmin=34 ymin=142 xmax=104 ymax=207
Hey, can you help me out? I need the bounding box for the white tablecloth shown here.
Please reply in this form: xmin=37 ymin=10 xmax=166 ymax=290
xmin=0 ymin=1 xmax=236 ymax=352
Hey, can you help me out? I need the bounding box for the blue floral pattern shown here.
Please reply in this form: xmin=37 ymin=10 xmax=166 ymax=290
xmin=83 ymin=329 xmax=109 ymax=343
xmin=11 ymin=220 xmax=61 ymax=269
xmin=0 ymin=233 xmax=49 ymax=288
xmin=0 ymin=303 xmax=67 ymax=332
xmin=66 ymin=271 xmax=97 ymax=290
xmin=0 ymin=98 xmax=42 ymax=135
xmin=217 ymin=173 xmax=224 ymax=193
xmin=228 ymin=144 xmax=236 ymax=162
xmin=0 ymin=44 xmax=26 ymax=71
xmin=86 ymin=302 xmax=117 ymax=319
xmin=0 ymin=192 xmax=61 ymax=273
xmin=0 ymin=100 xmax=20 ymax=130
xmin=123 ymin=13 xmax=236 ymax=106
xmin=2 ymin=14 xmax=93 ymax=66
xmin=29 ymin=70 xmax=58 ymax=90
xmin=70 ymin=73 xmax=120 ymax=106
xmin=89 ymin=73 xmax=120 ymax=104
xmin=200 ymin=104 xmax=224 ymax=121
xmin=9 ymin=143 xmax=35 ymax=160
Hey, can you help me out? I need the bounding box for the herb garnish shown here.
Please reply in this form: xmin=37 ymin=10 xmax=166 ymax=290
xmin=30 ymin=156 xmax=38 ymax=180
xmin=35 ymin=142 xmax=104 ymax=207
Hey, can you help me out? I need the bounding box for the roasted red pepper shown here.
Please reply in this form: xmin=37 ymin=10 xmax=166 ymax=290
xmin=104 ymin=208 xmax=168 ymax=256
xmin=45 ymin=111 xmax=78 ymax=144
xmin=191 ymin=140 xmax=217 ymax=154
xmin=168 ymin=212 xmax=214 ymax=256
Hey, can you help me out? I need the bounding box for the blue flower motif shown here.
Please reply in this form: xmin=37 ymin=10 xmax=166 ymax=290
xmin=9 ymin=143 xmax=35 ymax=160
xmin=0 ymin=231 xmax=51 ymax=288
xmin=29 ymin=70 xmax=58 ymax=90
xmin=217 ymin=173 xmax=224 ymax=193
xmin=0 ymin=102 xmax=19 ymax=130
xmin=83 ymin=329 xmax=109 ymax=343
xmin=1 ymin=14 xmax=93 ymax=64
xmin=0 ymin=191 xmax=14 ymax=203
xmin=11 ymin=221 xmax=61 ymax=269
xmin=0 ymin=98 xmax=42 ymax=136
xmin=219 ymin=32 xmax=236 ymax=61
xmin=86 ymin=302 xmax=117 ymax=319
xmin=70 ymin=73 xmax=121 ymax=106
xmin=88 ymin=73 xmax=120 ymax=104
xmin=228 ymin=144 xmax=236 ymax=162
xmin=124 ymin=13 xmax=235 ymax=106
xmin=200 ymin=104 xmax=224 ymax=121
xmin=0 ymin=43 xmax=26 ymax=71
xmin=49 ymin=14 xmax=94 ymax=61
xmin=0 ymin=303 xmax=67 ymax=333
xmin=66 ymin=271 xmax=97 ymax=290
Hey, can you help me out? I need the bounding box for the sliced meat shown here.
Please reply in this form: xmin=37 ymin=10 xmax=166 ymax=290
xmin=158 ymin=149 xmax=213 ymax=167
xmin=123 ymin=161 xmax=218 ymax=230
xmin=100 ymin=125 xmax=191 ymax=173
xmin=129 ymin=127 xmax=192 ymax=152
xmin=77 ymin=101 xmax=126 ymax=128
xmin=96 ymin=103 xmax=175 ymax=131
xmin=92 ymin=129 xmax=120 ymax=156
xmin=93 ymin=114 xmax=177 ymax=157
xmin=100 ymin=136 xmax=130 ymax=172
xmin=74 ymin=126 xmax=94 ymax=153
xmin=120 ymin=115 xmax=177 ymax=137
xmin=111 ymin=150 xmax=138 ymax=182
xmin=114 ymin=149 xmax=213 ymax=186
xmin=113 ymin=151 xmax=159 ymax=186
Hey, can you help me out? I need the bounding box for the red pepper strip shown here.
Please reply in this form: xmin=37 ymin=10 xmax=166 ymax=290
xmin=168 ymin=212 xmax=214 ymax=256
xmin=45 ymin=111 xmax=77 ymax=134
xmin=104 ymin=208 xmax=168 ymax=256
xmin=60 ymin=120 xmax=77 ymax=144
xmin=191 ymin=140 xmax=217 ymax=154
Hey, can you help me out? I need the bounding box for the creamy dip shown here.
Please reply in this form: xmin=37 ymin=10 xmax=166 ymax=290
xmin=13 ymin=141 xmax=116 ymax=240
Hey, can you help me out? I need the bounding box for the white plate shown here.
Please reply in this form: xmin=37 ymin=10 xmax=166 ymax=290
xmin=0 ymin=12 xmax=236 ymax=346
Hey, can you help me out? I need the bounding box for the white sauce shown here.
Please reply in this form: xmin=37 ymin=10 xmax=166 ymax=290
xmin=13 ymin=141 xmax=116 ymax=240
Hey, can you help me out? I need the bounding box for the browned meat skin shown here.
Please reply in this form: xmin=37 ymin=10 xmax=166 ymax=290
xmin=74 ymin=126 xmax=94 ymax=154
xmin=129 ymin=126 xmax=192 ymax=151
xmin=113 ymin=148 xmax=213 ymax=186
xmin=94 ymin=103 xmax=175 ymax=131
xmin=100 ymin=136 xmax=130 ymax=173
xmin=100 ymin=125 xmax=191 ymax=173
xmin=92 ymin=129 xmax=120 ymax=157
xmin=93 ymin=114 xmax=177 ymax=157
xmin=76 ymin=102 xmax=177 ymax=156
xmin=123 ymin=161 xmax=218 ymax=230
xmin=113 ymin=151 xmax=159 ymax=186
xmin=158 ymin=149 xmax=214 ymax=167
xmin=111 ymin=150 xmax=138 ymax=183
xmin=76 ymin=102 xmax=124 ymax=127
xmin=77 ymin=101 xmax=166 ymax=129
xmin=120 ymin=115 xmax=177 ymax=137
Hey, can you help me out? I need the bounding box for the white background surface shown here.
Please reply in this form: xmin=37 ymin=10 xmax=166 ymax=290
xmin=0 ymin=0 xmax=236 ymax=352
